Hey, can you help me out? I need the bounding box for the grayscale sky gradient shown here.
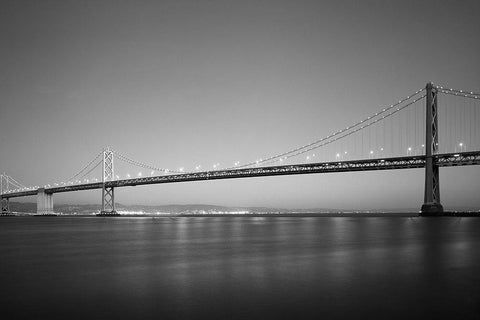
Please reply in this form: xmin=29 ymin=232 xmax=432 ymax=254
xmin=1 ymin=0 xmax=479 ymax=209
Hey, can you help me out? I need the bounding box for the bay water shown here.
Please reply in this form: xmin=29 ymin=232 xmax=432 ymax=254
xmin=1 ymin=216 xmax=479 ymax=319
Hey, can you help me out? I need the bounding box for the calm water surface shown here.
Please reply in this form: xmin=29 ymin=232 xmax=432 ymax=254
xmin=1 ymin=216 xmax=479 ymax=319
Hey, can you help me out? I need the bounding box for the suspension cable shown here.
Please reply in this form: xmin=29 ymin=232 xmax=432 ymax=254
xmin=1 ymin=175 xmax=26 ymax=191
xmin=76 ymin=160 xmax=103 ymax=182
xmin=65 ymin=151 xmax=103 ymax=182
xmin=436 ymin=86 xmax=480 ymax=100
xmin=112 ymin=150 xmax=186 ymax=174
xmin=229 ymin=89 xmax=425 ymax=169
xmin=7 ymin=176 xmax=26 ymax=189
xmin=257 ymin=95 xmax=426 ymax=166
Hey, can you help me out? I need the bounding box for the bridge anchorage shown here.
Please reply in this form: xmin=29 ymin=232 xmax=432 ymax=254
xmin=35 ymin=188 xmax=56 ymax=216
xmin=97 ymin=147 xmax=119 ymax=216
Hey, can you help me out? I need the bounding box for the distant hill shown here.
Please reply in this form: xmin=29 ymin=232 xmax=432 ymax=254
xmin=8 ymin=202 xmax=338 ymax=215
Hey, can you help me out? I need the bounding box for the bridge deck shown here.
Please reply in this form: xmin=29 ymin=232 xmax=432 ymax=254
xmin=2 ymin=151 xmax=480 ymax=199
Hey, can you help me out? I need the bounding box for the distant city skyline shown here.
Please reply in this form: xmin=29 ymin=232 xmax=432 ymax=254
xmin=1 ymin=0 xmax=479 ymax=209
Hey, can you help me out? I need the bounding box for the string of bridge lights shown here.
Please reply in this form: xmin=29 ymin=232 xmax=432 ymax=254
xmin=227 ymin=87 xmax=426 ymax=169
xmin=256 ymin=94 xmax=427 ymax=167
xmin=65 ymin=151 xmax=103 ymax=183
xmin=104 ymin=88 xmax=426 ymax=173
xmin=112 ymin=150 xmax=187 ymax=174
xmin=74 ymin=160 xmax=103 ymax=183
xmin=5 ymin=176 xmax=26 ymax=189
xmin=436 ymin=86 xmax=480 ymax=100
xmin=0 ymin=174 xmax=28 ymax=193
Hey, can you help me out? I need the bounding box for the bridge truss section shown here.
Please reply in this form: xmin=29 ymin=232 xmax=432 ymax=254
xmin=100 ymin=148 xmax=118 ymax=216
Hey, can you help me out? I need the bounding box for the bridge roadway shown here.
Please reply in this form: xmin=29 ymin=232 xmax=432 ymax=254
xmin=2 ymin=151 xmax=480 ymax=199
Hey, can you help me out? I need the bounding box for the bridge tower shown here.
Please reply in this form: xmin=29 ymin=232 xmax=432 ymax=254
xmin=98 ymin=147 xmax=118 ymax=216
xmin=421 ymin=82 xmax=444 ymax=215
xmin=1 ymin=174 xmax=11 ymax=215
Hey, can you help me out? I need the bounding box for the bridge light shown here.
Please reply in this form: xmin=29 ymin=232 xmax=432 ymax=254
xmin=126 ymin=174 xmax=130 ymax=178
xmin=151 ymin=171 xmax=154 ymax=175
xmin=138 ymin=172 xmax=142 ymax=177
xmin=116 ymin=175 xmax=120 ymax=179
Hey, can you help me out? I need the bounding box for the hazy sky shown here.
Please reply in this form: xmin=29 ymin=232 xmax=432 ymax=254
xmin=1 ymin=0 xmax=479 ymax=209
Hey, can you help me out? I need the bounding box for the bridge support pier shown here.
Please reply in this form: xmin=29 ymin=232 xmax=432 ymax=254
xmin=36 ymin=188 xmax=56 ymax=216
xmin=421 ymin=82 xmax=444 ymax=215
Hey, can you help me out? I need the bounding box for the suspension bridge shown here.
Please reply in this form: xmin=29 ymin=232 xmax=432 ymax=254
xmin=1 ymin=82 xmax=479 ymax=216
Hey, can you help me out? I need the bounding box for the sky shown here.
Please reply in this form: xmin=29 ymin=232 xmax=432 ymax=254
xmin=1 ymin=0 xmax=479 ymax=209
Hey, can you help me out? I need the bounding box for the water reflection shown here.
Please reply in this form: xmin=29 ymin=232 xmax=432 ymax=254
xmin=0 ymin=217 xmax=479 ymax=319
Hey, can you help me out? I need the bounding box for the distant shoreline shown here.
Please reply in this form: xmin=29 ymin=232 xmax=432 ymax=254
xmin=5 ymin=212 xmax=480 ymax=217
